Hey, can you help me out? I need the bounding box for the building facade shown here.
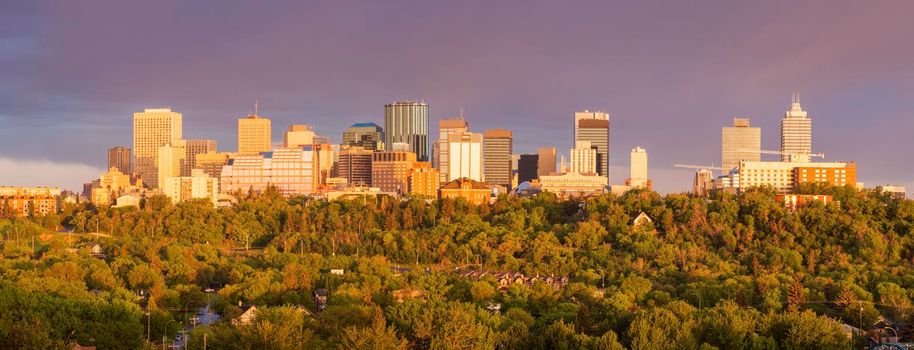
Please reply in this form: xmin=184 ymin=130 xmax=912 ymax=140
xmin=162 ymin=169 xmax=219 ymax=206
xmin=629 ymin=147 xmax=648 ymax=188
xmin=0 ymin=187 xmax=61 ymax=217
xmin=574 ymin=111 xmax=610 ymax=180
xmin=483 ymin=129 xmax=512 ymax=189
xmin=284 ymin=124 xmax=315 ymax=148
xmin=342 ymin=122 xmax=384 ymax=150
xmin=781 ymin=93 xmax=812 ymax=162
xmin=337 ymin=146 xmax=373 ymax=187
xmin=195 ymin=151 xmax=233 ymax=179
xmin=185 ymin=139 xmax=217 ymax=176
xmin=537 ymin=147 xmax=556 ymax=177
xmin=570 ymin=141 xmax=597 ymax=174
xmin=518 ymin=154 xmax=539 ymax=184
xmin=384 ymin=101 xmax=429 ymax=161
xmin=439 ymin=178 xmax=491 ymax=205
xmin=157 ymin=141 xmax=187 ymax=190
xmin=371 ymin=151 xmax=417 ymax=194
xmin=107 ymin=146 xmax=132 ymax=174
xmin=133 ymin=108 xmax=183 ymax=188
xmin=238 ymin=114 xmax=272 ymax=156
xmin=447 ymin=132 xmax=483 ymax=182
xmin=538 ymin=172 xmax=607 ymax=199
xmin=408 ymin=162 xmax=440 ymax=198
xmin=692 ymin=169 xmax=714 ymax=197
xmin=435 ymin=118 xmax=469 ymax=182
xmin=220 ymin=147 xmax=316 ymax=196
xmin=722 ymin=118 xmax=761 ymax=171
xmin=91 ymin=168 xmax=136 ymax=206
xmin=738 ymin=160 xmax=856 ymax=193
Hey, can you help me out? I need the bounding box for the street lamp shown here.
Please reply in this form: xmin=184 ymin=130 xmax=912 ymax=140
xmin=162 ymin=319 xmax=175 ymax=350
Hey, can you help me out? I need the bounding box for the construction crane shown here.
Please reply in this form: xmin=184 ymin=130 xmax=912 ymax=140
xmin=673 ymin=164 xmax=725 ymax=171
xmin=739 ymin=149 xmax=825 ymax=160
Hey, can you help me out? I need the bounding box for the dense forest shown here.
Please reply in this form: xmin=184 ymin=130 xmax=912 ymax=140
xmin=2 ymin=184 xmax=913 ymax=349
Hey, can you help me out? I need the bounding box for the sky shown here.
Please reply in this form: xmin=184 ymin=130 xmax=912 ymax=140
xmin=1 ymin=1 xmax=913 ymax=194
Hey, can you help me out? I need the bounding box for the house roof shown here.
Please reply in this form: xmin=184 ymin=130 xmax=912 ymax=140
xmin=440 ymin=178 xmax=491 ymax=190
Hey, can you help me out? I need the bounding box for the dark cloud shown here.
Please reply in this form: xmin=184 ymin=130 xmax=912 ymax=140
xmin=1 ymin=0 xmax=912 ymax=193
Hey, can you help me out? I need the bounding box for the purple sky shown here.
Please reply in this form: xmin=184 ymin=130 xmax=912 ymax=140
xmin=1 ymin=1 xmax=913 ymax=193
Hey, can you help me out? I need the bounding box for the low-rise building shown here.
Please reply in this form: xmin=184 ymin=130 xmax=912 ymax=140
xmin=0 ymin=187 xmax=61 ymax=217
xmin=371 ymin=151 xmax=416 ymax=195
xmin=439 ymin=178 xmax=491 ymax=205
xmin=538 ymin=172 xmax=607 ymax=198
xmin=408 ymin=162 xmax=439 ymax=198
xmin=220 ymin=147 xmax=316 ymax=197
xmin=738 ymin=160 xmax=856 ymax=193
xmin=162 ymin=169 xmax=219 ymax=206
xmin=876 ymin=185 xmax=907 ymax=200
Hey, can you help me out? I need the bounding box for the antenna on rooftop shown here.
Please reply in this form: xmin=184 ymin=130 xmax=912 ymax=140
xmin=459 ymin=107 xmax=464 ymax=119
xmin=254 ymin=99 xmax=259 ymax=116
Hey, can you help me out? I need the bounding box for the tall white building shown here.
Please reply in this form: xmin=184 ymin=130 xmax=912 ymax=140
xmin=284 ymin=124 xmax=315 ymax=148
xmin=629 ymin=147 xmax=648 ymax=188
xmin=435 ymin=118 xmax=469 ymax=183
xmin=447 ymin=132 xmax=483 ymax=182
xmin=722 ymin=118 xmax=760 ymax=171
xmin=133 ymin=108 xmax=183 ymax=188
xmin=781 ymin=93 xmax=812 ymax=162
xmin=570 ymin=141 xmax=597 ymax=174
xmin=157 ymin=141 xmax=186 ymax=190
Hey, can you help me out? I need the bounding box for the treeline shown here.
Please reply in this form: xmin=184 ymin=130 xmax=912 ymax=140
xmin=1 ymin=184 xmax=913 ymax=348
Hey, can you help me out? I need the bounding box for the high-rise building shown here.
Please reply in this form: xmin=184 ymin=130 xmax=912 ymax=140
xmin=185 ymin=139 xmax=217 ymax=176
xmin=570 ymin=141 xmax=597 ymax=174
xmin=435 ymin=118 xmax=469 ymax=182
xmin=238 ymin=114 xmax=271 ymax=155
xmin=337 ymin=146 xmax=373 ymax=187
xmin=722 ymin=118 xmax=761 ymax=171
xmin=133 ymin=108 xmax=182 ymax=188
xmin=629 ymin=147 xmax=648 ymax=188
xmin=384 ymin=101 xmax=429 ymax=161
xmin=195 ymin=151 xmax=232 ymax=179
xmin=408 ymin=162 xmax=440 ymax=198
xmin=447 ymin=132 xmax=483 ymax=182
xmin=284 ymin=124 xmax=315 ymax=148
xmin=371 ymin=151 xmax=417 ymax=194
xmin=221 ymin=147 xmax=316 ymax=196
xmin=342 ymin=122 xmax=384 ymax=150
xmin=482 ymin=129 xmax=512 ymax=189
xmin=157 ymin=141 xmax=187 ymax=189
xmin=313 ymin=143 xmax=336 ymax=189
xmin=781 ymin=93 xmax=812 ymax=162
xmin=693 ymin=169 xmax=714 ymax=197
xmin=518 ymin=154 xmax=539 ymax=184
xmin=108 ymin=146 xmax=132 ymax=174
xmin=574 ymin=111 xmax=610 ymax=181
xmin=537 ymin=147 xmax=556 ymax=177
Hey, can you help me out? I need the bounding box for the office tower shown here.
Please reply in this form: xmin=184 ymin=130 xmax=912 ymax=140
xmin=574 ymin=111 xmax=610 ymax=180
xmin=435 ymin=118 xmax=469 ymax=182
xmin=483 ymin=129 xmax=512 ymax=189
xmin=408 ymin=162 xmax=440 ymax=197
xmin=107 ymin=146 xmax=132 ymax=174
xmin=384 ymin=101 xmax=429 ymax=161
xmin=342 ymin=122 xmax=385 ymax=150
xmin=338 ymin=146 xmax=374 ymax=187
xmin=313 ymin=144 xmax=335 ymax=188
xmin=518 ymin=154 xmax=539 ymax=184
xmin=722 ymin=118 xmax=761 ymax=171
xmin=184 ymin=139 xmax=217 ymax=176
xmin=447 ymin=132 xmax=483 ymax=182
xmin=537 ymin=147 xmax=556 ymax=177
xmin=195 ymin=151 xmax=232 ymax=179
xmin=570 ymin=141 xmax=597 ymax=174
xmin=238 ymin=114 xmax=271 ymax=155
xmin=157 ymin=141 xmax=186 ymax=189
xmin=371 ymin=151 xmax=417 ymax=194
xmin=284 ymin=124 xmax=315 ymax=148
xmin=221 ymin=147 xmax=316 ymax=196
xmin=629 ymin=147 xmax=648 ymax=188
xmin=162 ymin=169 xmax=219 ymax=206
xmin=133 ymin=108 xmax=182 ymax=188
xmin=693 ymin=169 xmax=714 ymax=197
xmin=781 ymin=93 xmax=812 ymax=162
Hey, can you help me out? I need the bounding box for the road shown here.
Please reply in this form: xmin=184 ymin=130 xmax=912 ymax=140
xmin=170 ymin=304 xmax=220 ymax=349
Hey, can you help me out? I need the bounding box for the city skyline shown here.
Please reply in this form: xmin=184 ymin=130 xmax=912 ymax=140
xmin=1 ymin=1 xmax=913 ymax=194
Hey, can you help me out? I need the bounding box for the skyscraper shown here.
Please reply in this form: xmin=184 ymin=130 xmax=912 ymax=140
xmin=518 ymin=154 xmax=539 ymax=184
xmin=574 ymin=111 xmax=610 ymax=181
xmin=284 ymin=125 xmax=315 ymax=148
xmin=722 ymin=118 xmax=761 ymax=171
xmin=483 ymin=129 xmax=512 ymax=189
xmin=384 ymin=101 xmax=429 ymax=162
xmin=238 ymin=114 xmax=271 ymax=155
xmin=629 ymin=147 xmax=648 ymax=188
xmin=693 ymin=169 xmax=713 ymax=197
xmin=537 ymin=147 xmax=556 ymax=177
xmin=337 ymin=146 xmax=374 ymax=187
xmin=371 ymin=151 xmax=417 ymax=194
xmin=570 ymin=141 xmax=597 ymax=174
xmin=157 ymin=141 xmax=186 ymax=189
xmin=133 ymin=108 xmax=182 ymax=188
xmin=435 ymin=118 xmax=469 ymax=183
xmin=342 ymin=122 xmax=384 ymax=150
xmin=107 ymin=146 xmax=132 ymax=174
xmin=184 ymin=139 xmax=217 ymax=176
xmin=781 ymin=93 xmax=812 ymax=162
xmin=447 ymin=132 xmax=483 ymax=182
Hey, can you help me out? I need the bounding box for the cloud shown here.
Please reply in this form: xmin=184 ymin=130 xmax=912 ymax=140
xmin=0 ymin=157 xmax=103 ymax=192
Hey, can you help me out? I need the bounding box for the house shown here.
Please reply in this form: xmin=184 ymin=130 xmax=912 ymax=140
xmin=632 ymin=212 xmax=653 ymax=228
xmin=232 ymin=305 xmax=258 ymax=326
xmin=115 ymin=195 xmax=140 ymax=208
xmin=314 ymin=289 xmax=328 ymax=311
xmin=90 ymin=244 xmax=105 ymax=259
